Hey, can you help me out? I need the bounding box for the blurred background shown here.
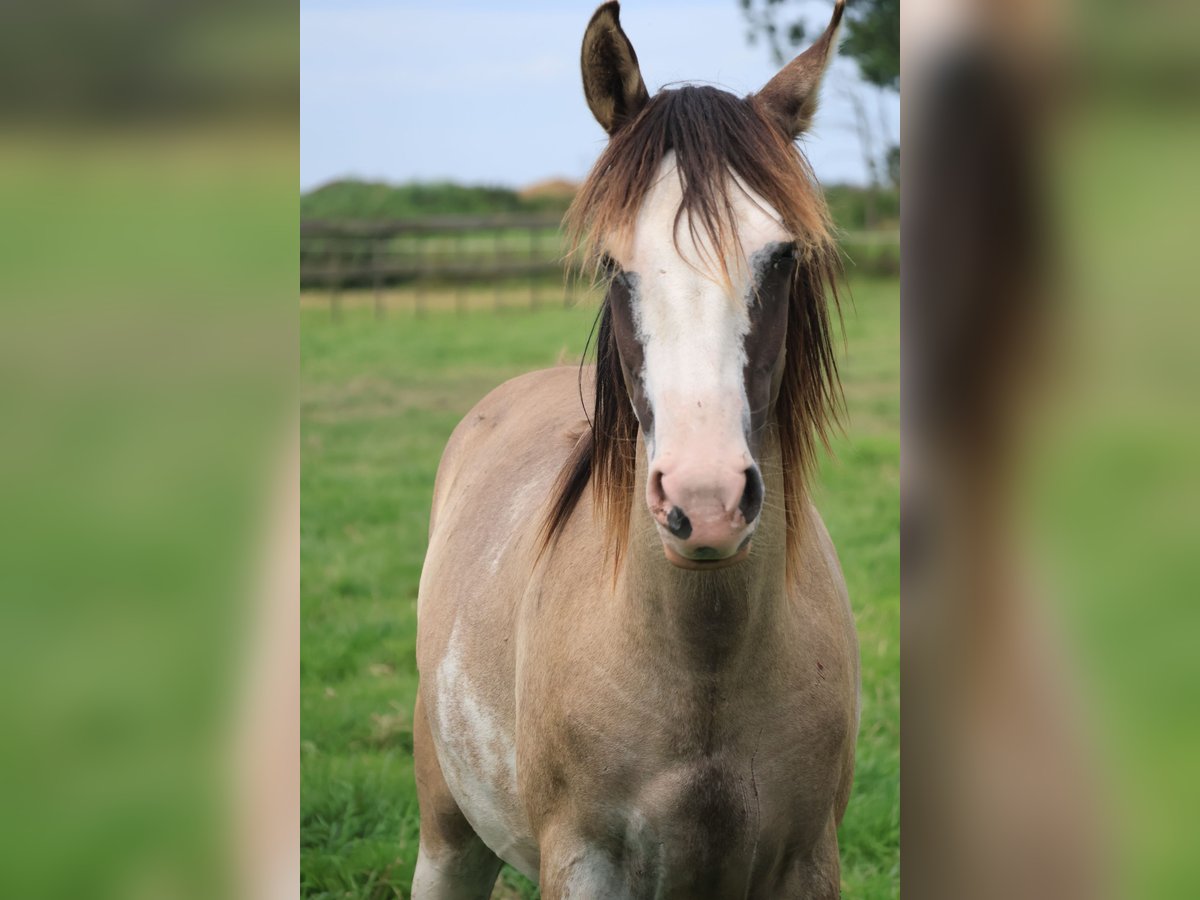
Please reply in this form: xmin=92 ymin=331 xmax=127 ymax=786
xmin=902 ymin=0 xmax=1200 ymax=898
xmin=300 ymin=2 xmax=899 ymax=898
xmin=0 ymin=1 xmax=297 ymax=899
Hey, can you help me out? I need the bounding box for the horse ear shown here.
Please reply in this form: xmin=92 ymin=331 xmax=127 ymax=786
xmin=581 ymin=2 xmax=649 ymax=135
xmin=753 ymin=0 xmax=844 ymax=138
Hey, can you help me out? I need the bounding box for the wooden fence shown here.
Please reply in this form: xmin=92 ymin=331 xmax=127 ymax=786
xmin=301 ymin=214 xmax=569 ymax=316
xmin=301 ymin=214 xmax=898 ymax=317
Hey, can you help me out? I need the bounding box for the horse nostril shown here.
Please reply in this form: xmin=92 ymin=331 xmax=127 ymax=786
xmin=666 ymin=506 xmax=692 ymax=539
xmin=739 ymin=466 xmax=764 ymax=524
xmin=649 ymin=468 xmax=667 ymax=508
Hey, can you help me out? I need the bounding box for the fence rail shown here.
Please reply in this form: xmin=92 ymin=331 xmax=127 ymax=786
xmin=300 ymin=214 xmax=898 ymax=317
xmin=301 ymin=214 xmax=565 ymax=292
xmin=301 ymin=214 xmax=566 ymax=239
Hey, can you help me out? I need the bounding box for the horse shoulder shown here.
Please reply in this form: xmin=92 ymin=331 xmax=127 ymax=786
xmin=428 ymin=366 xmax=587 ymax=528
xmin=420 ymin=363 xmax=592 ymax=662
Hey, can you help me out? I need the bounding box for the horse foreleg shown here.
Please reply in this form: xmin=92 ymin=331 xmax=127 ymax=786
xmin=412 ymin=694 xmax=503 ymax=900
xmin=776 ymin=816 xmax=842 ymax=900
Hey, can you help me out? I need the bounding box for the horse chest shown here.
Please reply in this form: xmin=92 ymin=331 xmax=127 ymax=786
xmin=537 ymin=748 xmax=837 ymax=899
xmin=525 ymin=672 xmax=849 ymax=896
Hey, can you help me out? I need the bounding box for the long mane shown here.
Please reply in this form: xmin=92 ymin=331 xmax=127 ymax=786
xmin=542 ymin=85 xmax=843 ymax=574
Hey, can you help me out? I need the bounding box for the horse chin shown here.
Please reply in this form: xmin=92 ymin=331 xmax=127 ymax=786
xmin=661 ymin=540 xmax=752 ymax=571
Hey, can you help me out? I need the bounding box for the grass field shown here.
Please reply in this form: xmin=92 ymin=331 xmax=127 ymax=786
xmin=301 ymin=275 xmax=900 ymax=898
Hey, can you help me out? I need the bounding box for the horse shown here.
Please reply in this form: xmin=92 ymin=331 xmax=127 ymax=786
xmin=412 ymin=3 xmax=858 ymax=897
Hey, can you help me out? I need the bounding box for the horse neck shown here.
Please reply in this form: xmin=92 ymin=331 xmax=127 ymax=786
xmin=617 ymin=429 xmax=790 ymax=674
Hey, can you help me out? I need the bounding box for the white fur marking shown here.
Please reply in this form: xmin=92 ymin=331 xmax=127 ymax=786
xmin=487 ymin=478 xmax=540 ymax=574
xmin=434 ymin=622 xmax=539 ymax=878
xmin=561 ymin=845 xmax=629 ymax=899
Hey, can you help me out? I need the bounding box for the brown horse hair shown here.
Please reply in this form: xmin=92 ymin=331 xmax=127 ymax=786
xmin=540 ymin=85 xmax=843 ymax=576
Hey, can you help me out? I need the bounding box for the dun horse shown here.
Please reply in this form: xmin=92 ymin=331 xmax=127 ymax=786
xmin=413 ymin=3 xmax=858 ymax=897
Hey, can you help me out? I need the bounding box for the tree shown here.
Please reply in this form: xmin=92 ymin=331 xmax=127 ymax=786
xmin=741 ymin=0 xmax=900 ymax=217
xmin=841 ymin=0 xmax=899 ymax=91
xmin=739 ymin=0 xmax=898 ymax=91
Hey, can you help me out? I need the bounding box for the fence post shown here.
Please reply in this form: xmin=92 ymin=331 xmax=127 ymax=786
xmin=372 ymin=237 xmax=385 ymax=320
xmin=494 ymin=229 xmax=504 ymax=312
xmin=456 ymin=231 xmax=467 ymax=314
xmin=329 ymin=240 xmax=342 ymax=321
xmin=529 ymin=227 xmax=539 ymax=310
xmin=416 ymin=234 xmax=432 ymax=317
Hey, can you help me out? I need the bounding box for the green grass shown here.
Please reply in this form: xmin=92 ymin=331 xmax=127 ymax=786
xmin=301 ymin=276 xmax=899 ymax=898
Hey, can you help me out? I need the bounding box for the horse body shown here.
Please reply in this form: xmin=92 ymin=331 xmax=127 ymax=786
xmin=416 ymin=366 xmax=857 ymax=898
xmin=413 ymin=4 xmax=857 ymax=897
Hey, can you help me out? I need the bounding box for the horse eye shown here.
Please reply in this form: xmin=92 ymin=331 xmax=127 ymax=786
xmin=599 ymin=254 xmax=619 ymax=277
xmin=771 ymin=243 xmax=798 ymax=267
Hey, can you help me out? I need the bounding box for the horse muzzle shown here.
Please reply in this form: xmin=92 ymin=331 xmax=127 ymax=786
xmin=647 ymin=460 xmax=763 ymax=569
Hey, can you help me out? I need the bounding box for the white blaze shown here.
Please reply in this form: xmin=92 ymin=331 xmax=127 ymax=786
xmin=615 ymin=152 xmax=791 ymax=468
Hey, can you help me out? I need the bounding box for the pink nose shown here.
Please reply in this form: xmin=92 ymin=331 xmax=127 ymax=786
xmin=647 ymin=461 xmax=764 ymax=564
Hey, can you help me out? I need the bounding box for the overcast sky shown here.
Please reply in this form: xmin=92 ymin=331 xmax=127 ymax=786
xmin=301 ymin=0 xmax=899 ymax=191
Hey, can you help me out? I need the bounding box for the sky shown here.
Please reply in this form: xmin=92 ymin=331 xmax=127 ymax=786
xmin=300 ymin=0 xmax=899 ymax=191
